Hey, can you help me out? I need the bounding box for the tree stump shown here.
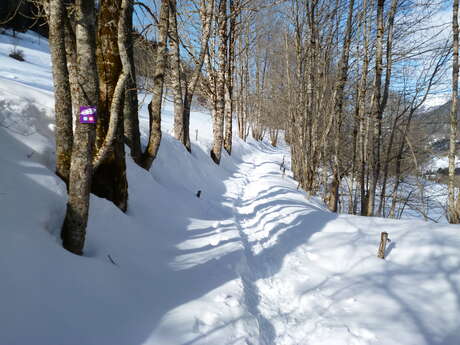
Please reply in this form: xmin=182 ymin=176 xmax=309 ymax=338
xmin=377 ymin=232 xmax=390 ymax=259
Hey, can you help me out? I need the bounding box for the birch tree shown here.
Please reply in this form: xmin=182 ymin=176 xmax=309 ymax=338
xmin=210 ymin=0 xmax=227 ymax=164
xmin=448 ymin=0 xmax=460 ymax=223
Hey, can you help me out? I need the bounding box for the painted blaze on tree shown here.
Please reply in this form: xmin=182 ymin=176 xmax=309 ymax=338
xmin=79 ymin=106 xmax=97 ymax=123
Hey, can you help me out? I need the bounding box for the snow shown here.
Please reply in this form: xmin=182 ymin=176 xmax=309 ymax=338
xmin=1 ymin=30 xmax=460 ymax=345
xmin=427 ymin=155 xmax=460 ymax=171
xmin=423 ymin=94 xmax=449 ymax=111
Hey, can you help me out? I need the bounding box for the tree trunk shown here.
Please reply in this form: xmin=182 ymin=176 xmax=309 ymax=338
xmin=378 ymin=111 xmax=398 ymax=217
xmin=61 ymin=0 xmax=98 ymax=255
xmin=349 ymin=74 xmax=361 ymax=214
xmin=210 ymin=0 xmax=227 ymax=164
xmin=366 ymin=0 xmax=385 ymax=216
xmin=64 ymin=14 xmax=79 ymax=122
xmin=238 ymin=24 xmax=250 ymax=141
xmin=376 ymin=0 xmax=398 ymax=217
xmin=223 ymin=0 xmax=237 ymax=155
xmin=223 ymin=79 xmax=233 ymax=154
xmin=48 ymin=0 xmax=73 ymax=185
xmin=181 ymin=0 xmax=214 ymax=152
xmin=449 ymin=0 xmax=460 ymax=223
xmin=328 ymin=0 xmax=355 ymax=212
xmin=270 ymin=129 xmax=279 ymax=147
xmin=389 ymin=107 xmax=414 ymax=218
xmin=123 ymin=0 xmax=142 ymax=164
xmin=141 ymin=0 xmax=170 ymax=170
xmin=170 ymin=0 xmax=185 ymax=145
xmin=358 ymin=0 xmax=370 ymax=216
xmin=92 ymin=0 xmax=128 ymax=212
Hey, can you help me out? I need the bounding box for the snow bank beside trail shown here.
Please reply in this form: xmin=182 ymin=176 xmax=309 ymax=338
xmin=0 ymin=108 xmax=260 ymax=345
xmin=0 ymin=30 xmax=262 ymax=345
xmin=256 ymin=215 xmax=460 ymax=345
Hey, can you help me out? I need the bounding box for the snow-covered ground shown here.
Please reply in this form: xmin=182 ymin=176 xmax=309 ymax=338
xmin=1 ymin=30 xmax=460 ymax=345
xmin=426 ymin=155 xmax=460 ymax=171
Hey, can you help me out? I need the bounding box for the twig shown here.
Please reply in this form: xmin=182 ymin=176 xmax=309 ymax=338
xmin=107 ymin=254 xmax=119 ymax=266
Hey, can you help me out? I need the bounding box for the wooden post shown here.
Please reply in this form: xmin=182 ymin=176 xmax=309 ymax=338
xmin=377 ymin=231 xmax=390 ymax=259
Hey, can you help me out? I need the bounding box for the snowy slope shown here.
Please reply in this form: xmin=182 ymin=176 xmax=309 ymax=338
xmin=1 ymin=30 xmax=460 ymax=345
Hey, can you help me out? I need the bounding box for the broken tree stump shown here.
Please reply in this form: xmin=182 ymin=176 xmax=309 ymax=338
xmin=377 ymin=232 xmax=391 ymax=259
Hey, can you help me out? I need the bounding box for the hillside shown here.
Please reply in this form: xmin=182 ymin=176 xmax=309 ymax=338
xmin=1 ymin=30 xmax=460 ymax=345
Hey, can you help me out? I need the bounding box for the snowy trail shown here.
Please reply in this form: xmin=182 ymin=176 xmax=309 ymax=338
xmin=225 ymin=143 xmax=321 ymax=345
xmin=219 ymin=143 xmax=460 ymax=345
xmin=231 ymin=154 xmax=279 ymax=345
xmin=234 ymin=154 xmax=294 ymax=345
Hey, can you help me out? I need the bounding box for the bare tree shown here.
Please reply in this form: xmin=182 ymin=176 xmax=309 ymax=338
xmin=91 ymin=0 xmax=128 ymax=212
xmin=223 ymin=0 xmax=239 ymax=155
xmin=170 ymin=0 xmax=185 ymax=145
xmin=327 ymin=0 xmax=355 ymax=212
xmin=140 ymin=0 xmax=170 ymax=170
xmin=47 ymin=0 xmax=73 ymax=184
xmin=123 ymin=0 xmax=142 ymax=164
xmin=210 ymin=0 xmax=227 ymax=164
xmin=448 ymin=0 xmax=460 ymax=223
xmin=61 ymin=0 xmax=99 ymax=255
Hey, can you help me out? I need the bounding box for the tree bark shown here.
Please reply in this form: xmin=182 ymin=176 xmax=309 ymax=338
xmin=123 ymin=0 xmax=142 ymax=164
xmin=449 ymin=0 xmax=460 ymax=223
xmin=210 ymin=0 xmax=227 ymax=164
xmin=223 ymin=0 xmax=237 ymax=155
xmin=358 ymin=0 xmax=370 ymax=216
xmin=327 ymin=0 xmax=355 ymax=212
xmin=48 ymin=0 xmax=73 ymax=185
xmin=92 ymin=0 xmax=128 ymax=212
xmin=376 ymin=0 xmax=398 ymax=217
xmin=63 ymin=13 xmax=79 ymax=122
xmin=170 ymin=0 xmax=185 ymax=144
xmin=238 ymin=23 xmax=250 ymax=141
xmin=61 ymin=0 xmax=98 ymax=255
xmin=366 ymin=0 xmax=385 ymax=216
xmin=141 ymin=0 xmax=170 ymax=170
xmin=181 ymin=0 xmax=214 ymax=152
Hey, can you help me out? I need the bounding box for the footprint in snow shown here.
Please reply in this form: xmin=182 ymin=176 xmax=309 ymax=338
xmin=215 ymin=294 xmax=240 ymax=307
xmin=210 ymin=236 xmax=220 ymax=246
xmin=192 ymin=312 xmax=219 ymax=333
xmin=307 ymin=252 xmax=320 ymax=261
